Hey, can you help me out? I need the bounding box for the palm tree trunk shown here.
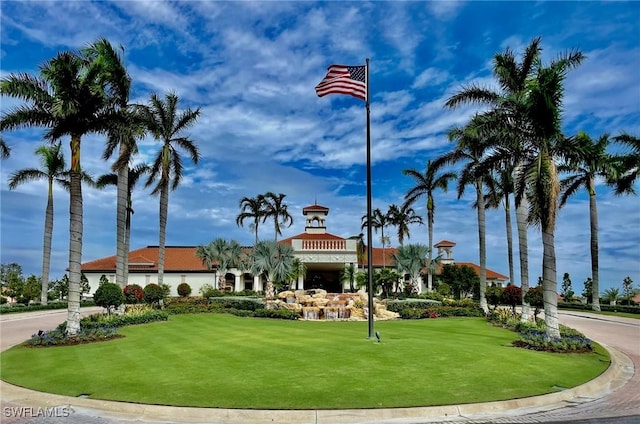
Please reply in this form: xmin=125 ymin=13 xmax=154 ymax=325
xmin=476 ymin=182 xmax=488 ymax=313
xmin=66 ymin=135 xmax=83 ymax=336
xmin=381 ymin=227 xmax=386 ymax=268
xmin=504 ymin=195 xmax=515 ymax=287
xmin=516 ymin=196 xmax=531 ymax=321
xmin=40 ymin=180 xmax=54 ymax=305
xmin=157 ymin=184 xmax=168 ymax=286
xmin=115 ymin=164 xmax=128 ymax=288
xmin=427 ymin=203 xmax=434 ymax=292
xmin=542 ymin=228 xmax=560 ymax=338
xmin=589 ymin=178 xmax=601 ymax=311
xmin=265 ymin=279 xmax=275 ymax=300
xmin=124 ymin=210 xmax=131 ymax=285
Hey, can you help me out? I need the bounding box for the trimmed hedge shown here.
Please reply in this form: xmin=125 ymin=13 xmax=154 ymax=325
xmin=387 ymin=299 xmax=442 ymax=313
xmin=399 ymin=305 xmax=485 ymax=319
xmin=0 ymin=300 xmax=96 ymax=315
xmin=209 ymin=296 xmax=265 ymax=311
xmin=558 ymin=302 xmax=640 ymax=315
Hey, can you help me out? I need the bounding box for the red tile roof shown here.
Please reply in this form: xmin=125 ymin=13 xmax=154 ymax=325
xmin=454 ymin=262 xmax=509 ymax=280
xmin=434 ymin=240 xmax=456 ymax=248
xmin=279 ymin=232 xmax=344 ymax=245
xmin=302 ymin=204 xmax=330 ymax=213
xmin=82 ymin=246 xmax=209 ymax=273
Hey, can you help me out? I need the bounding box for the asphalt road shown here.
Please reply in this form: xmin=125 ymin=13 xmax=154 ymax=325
xmin=0 ymin=308 xmax=638 ymax=423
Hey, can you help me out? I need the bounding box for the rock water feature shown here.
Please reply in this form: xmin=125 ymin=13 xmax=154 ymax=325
xmin=271 ymin=289 xmax=399 ymax=321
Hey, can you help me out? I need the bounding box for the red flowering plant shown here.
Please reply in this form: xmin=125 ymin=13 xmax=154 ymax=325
xmin=123 ymin=284 xmax=144 ymax=304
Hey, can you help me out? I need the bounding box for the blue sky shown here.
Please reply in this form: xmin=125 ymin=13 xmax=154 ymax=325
xmin=1 ymin=1 xmax=639 ymax=295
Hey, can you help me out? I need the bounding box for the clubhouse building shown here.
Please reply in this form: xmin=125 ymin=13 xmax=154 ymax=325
xmin=81 ymin=203 xmax=508 ymax=296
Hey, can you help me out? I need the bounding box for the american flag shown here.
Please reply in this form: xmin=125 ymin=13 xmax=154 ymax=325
xmin=315 ymin=64 xmax=366 ymax=101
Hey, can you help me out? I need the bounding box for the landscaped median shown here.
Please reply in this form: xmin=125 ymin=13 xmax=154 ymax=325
xmin=0 ymin=313 xmax=610 ymax=409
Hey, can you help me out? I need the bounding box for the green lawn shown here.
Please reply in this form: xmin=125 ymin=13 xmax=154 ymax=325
xmin=0 ymin=315 xmax=610 ymax=409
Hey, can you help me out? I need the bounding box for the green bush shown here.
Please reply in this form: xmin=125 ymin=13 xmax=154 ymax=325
xmin=387 ymin=299 xmax=442 ymax=313
xmin=0 ymin=296 xmax=7 ymax=305
xmin=164 ymin=297 xmax=222 ymax=315
xmin=123 ymin=284 xmax=144 ymax=304
xmin=252 ymin=308 xmax=299 ymax=320
xmin=199 ymin=284 xmax=220 ymax=298
xmin=485 ymin=286 xmax=502 ymax=310
xmin=94 ymin=283 xmax=125 ymax=313
xmin=209 ymin=296 xmax=265 ymax=311
xmin=143 ymin=283 xmax=165 ymax=306
xmin=177 ymin=283 xmax=192 ymax=297
xmin=514 ymin=331 xmax=592 ymax=353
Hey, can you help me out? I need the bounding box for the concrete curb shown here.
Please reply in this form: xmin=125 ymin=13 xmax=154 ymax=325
xmin=0 ymin=343 xmax=633 ymax=424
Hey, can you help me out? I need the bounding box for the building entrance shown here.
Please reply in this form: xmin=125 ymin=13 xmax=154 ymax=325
xmin=305 ymin=270 xmax=342 ymax=293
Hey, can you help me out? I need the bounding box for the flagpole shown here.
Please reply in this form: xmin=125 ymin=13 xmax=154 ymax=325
xmin=365 ymin=57 xmax=375 ymax=340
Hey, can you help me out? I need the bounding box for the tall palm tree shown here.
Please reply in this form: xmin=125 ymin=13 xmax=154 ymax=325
xmin=0 ymin=136 xmax=10 ymax=159
xmin=559 ymin=132 xmax=619 ymax=312
xmin=403 ymin=160 xmax=457 ymax=290
xmin=8 ymin=143 xmax=68 ymax=304
xmin=262 ymin=192 xmax=293 ymax=241
xmin=96 ymin=163 xmax=150 ymax=285
xmin=0 ymin=38 xmax=126 ymax=335
xmin=286 ymin=258 xmax=307 ymax=291
xmin=391 ymin=243 xmax=429 ymax=294
xmin=139 ymin=92 xmax=201 ymax=286
xmin=361 ymin=207 xmax=390 ymax=267
xmin=484 ymin=166 xmax=516 ymax=286
xmin=237 ymin=195 xmax=266 ymax=245
xmin=516 ymin=49 xmax=585 ymax=338
xmin=387 ymin=203 xmax=424 ymax=246
xmin=444 ymin=37 xmax=543 ymax=321
xmin=434 ymin=116 xmax=492 ymax=312
xmin=251 ymin=240 xmax=295 ymax=299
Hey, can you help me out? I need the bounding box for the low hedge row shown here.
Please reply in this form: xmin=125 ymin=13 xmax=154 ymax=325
xmin=387 ymin=299 xmax=442 ymax=312
xmin=558 ymin=303 xmax=640 ymax=315
xmin=0 ymin=300 xmax=96 ymax=315
xmin=57 ymin=308 xmax=168 ymax=331
xmin=399 ymin=305 xmax=485 ymax=319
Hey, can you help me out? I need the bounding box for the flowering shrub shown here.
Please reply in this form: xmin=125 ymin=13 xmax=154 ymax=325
xmin=177 ymin=283 xmax=192 ymax=297
xmin=123 ymin=284 xmax=144 ymax=304
xmin=502 ymin=285 xmax=522 ymax=312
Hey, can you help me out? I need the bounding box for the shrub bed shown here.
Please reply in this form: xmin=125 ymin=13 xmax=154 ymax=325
xmin=399 ymin=305 xmax=485 ymax=319
xmin=387 ymin=299 xmax=442 ymax=312
xmin=57 ymin=306 xmax=168 ymax=331
xmin=26 ymin=327 xmax=121 ymax=347
xmin=209 ymin=296 xmax=265 ymax=311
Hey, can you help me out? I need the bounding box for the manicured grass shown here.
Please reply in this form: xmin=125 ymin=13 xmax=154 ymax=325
xmin=0 ymin=315 xmax=610 ymax=409
xmin=583 ymin=310 xmax=640 ymax=320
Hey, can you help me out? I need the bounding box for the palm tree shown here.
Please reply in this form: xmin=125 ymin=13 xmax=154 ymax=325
xmin=559 ymin=132 xmax=619 ymax=312
xmin=516 ymin=49 xmax=585 ymax=338
xmin=139 ymin=92 xmax=201 ymax=287
xmin=8 ymin=143 xmax=68 ymax=304
xmin=251 ymin=241 xmax=295 ymax=299
xmin=286 ymin=258 xmax=307 ymax=291
xmin=361 ymin=208 xmax=390 ymax=267
xmin=387 ymin=203 xmax=424 ymax=246
xmin=262 ymin=192 xmax=293 ymax=241
xmin=403 ymin=160 xmax=457 ymax=291
xmin=611 ymin=133 xmax=639 ymax=195
xmin=485 ymin=167 xmax=516 ymax=286
xmin=391 ymin=243 xmax=429 ymax=294
xmin=340 ymin=263 xmax=357 ymax=292
xmin=96 ymin=163 xmax=150 ymax=285
xmin=602 ymin=287 xmax=619 ymax=305
xmin=237 ymin=195 xmax=266 ymax=245
xmin=0 ymin=136 xmax=10 ymax=159
xmin=0 ymin=38 xmax=127 ymax=335
xmin=195 ymin=238 xmax=244 ymax=290
xmin=445 ymin=38 xmax=543 ymax=321
xmin=433 ymin=116 xmax=492 ymax=312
